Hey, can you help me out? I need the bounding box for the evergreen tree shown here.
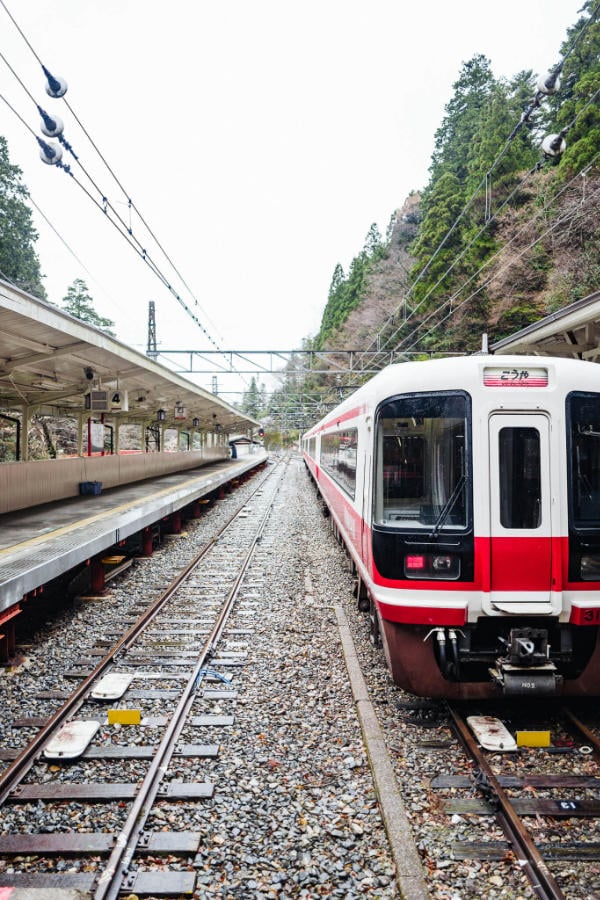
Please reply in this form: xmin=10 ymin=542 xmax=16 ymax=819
xmin=242 ymin=376 xmax=262 ymax=419
xmin=551 ymin=1 xmax=600 ymax=176
xmin=466 ymin=74 xmax=538 ymax=197
xmin=409 ymin=172 xmax=465 ymax=306
xmin=0 ymin=135 xmax=46 ymax=298
xmin=427 ymin=55 xmax=496 ymax=189
xmin=61 ymin=278 xmax=115 ymax=335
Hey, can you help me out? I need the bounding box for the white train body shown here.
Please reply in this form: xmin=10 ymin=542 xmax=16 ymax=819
xmin=302 ymin=355 xmax=600 ymax=698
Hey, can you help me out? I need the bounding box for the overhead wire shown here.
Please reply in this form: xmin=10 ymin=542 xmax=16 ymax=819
xmin=393 ymin=77 xmax=600 ymax=359
xmin=0 ymin=0 xmax=250 ymax=386
xmin=353 ymin=0 xmax=600 ymax=370
xmin=400 ymin=152 xmax=600 ymax=355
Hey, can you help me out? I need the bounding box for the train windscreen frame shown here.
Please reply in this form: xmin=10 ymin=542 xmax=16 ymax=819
xmin=374 ymin=391 xmax=471 ymax=532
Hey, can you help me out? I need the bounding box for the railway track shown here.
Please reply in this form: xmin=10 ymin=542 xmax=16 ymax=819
xmin=0 ymin=456 xmax=287 ymax=897
xmin=429 ymin=702 xmax=600 ymax=899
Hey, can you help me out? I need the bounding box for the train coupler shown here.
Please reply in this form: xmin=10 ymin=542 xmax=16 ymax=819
xmin=491 ymin=626 xmax=561 ymax=694
xmin=489 ymin=662 xmax=560 ymax=695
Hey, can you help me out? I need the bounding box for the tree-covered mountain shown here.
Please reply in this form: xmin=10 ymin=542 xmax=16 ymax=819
xmin=311 ymin=0 xmax=600 ymax=362
xmin=240 ymin=0 xmax=600 ymax=436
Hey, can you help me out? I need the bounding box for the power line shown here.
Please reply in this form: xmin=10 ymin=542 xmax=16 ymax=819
xmin=0 ymin=0 xmax=240 ymax=371
xmin=399 ymin=155 xmax=600 ymax=355
xmin=354 ymin=0 xmax=600 ymax=369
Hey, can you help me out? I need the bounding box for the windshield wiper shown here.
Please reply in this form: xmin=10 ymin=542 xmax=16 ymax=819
xmin=427 ymin=474 xmax=467 ymax=539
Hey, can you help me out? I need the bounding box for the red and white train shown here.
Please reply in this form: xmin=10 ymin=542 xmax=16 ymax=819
xmin=302 ymin=354 xmax=600 ymax=698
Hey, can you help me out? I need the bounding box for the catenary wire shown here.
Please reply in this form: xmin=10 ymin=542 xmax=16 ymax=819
xmin=360 ymin=80 xmax=600 ymax=367
xmin=0 ymin=0 xmax=245 ymax=380
xmin=399 ymin=155 xmax=600 ymax=355
xmin=354 ymin=1 xmax=600 ymax=367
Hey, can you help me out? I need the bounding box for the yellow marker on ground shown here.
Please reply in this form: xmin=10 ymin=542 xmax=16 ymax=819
xmin=516 ymin=730 xmax=551 ymax=747
xmin=107 ymin=709 xmax=141 ymax=725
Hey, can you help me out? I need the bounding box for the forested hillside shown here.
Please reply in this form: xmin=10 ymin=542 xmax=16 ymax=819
xmin=312 ymin=0 xmax=600 ymax=360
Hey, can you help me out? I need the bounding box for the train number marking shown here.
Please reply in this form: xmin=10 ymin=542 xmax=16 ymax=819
xmin=582 ymin=608 xmax=600 ymax=624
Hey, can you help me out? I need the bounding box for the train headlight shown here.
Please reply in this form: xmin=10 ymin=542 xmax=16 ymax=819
xmin=404 ymin=554 xmax=460 ymax=580
xmin=580 ymin=555 xmax=600 ymax=581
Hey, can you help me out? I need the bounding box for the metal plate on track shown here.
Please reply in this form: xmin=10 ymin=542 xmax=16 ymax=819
xmin=90 ymin=672 xmax=134 ymax=700
xmin=43 ymin=720 xmax=100 ymax=759
xmin=466 ymin=715 xmax=517 ymax=751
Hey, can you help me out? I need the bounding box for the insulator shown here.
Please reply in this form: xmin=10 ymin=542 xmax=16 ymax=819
xmin=42 ymin=64 xmax=68 ymax=98
xmin=38 ymin=138 xmax=63 ymax=165
xmin=541 ymin=133 xmax=566 ymax=157
xmin=38 ymin=106 xmax=64 ymax=138
xmin=537 ymin=70 xmax=561 ymax=95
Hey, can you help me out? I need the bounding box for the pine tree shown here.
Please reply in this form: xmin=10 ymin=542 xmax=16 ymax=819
xmin=0 ymin=136 xmax=46 ymax=298
xmin=427 ymin=55 xmax=496 ymax=190
xmin=242 ymin=376 xmax=262 ymax=418
xmin=551 ymin=1 xmax=600 ymax=176
xmin=466 ymin=74 xmax=538 ymax=197
xmin=61 ymin=279 xmax=115 ymax=335
xmin=409 ymin=172 xmax=465 ymax=307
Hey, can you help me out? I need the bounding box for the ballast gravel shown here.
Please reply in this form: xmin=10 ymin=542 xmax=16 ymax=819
xmin=1 ymin=454 xmax=599 ymax=898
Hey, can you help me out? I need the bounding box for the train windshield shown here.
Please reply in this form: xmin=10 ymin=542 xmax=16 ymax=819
xmin=568 ymin=392 xmax=600 ymax=528
xmin=374 ymin=392 xmax=469 ymax=530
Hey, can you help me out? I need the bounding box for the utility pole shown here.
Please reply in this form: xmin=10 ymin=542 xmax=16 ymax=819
xmin=147 ymin=301 xmax=158 ymax=359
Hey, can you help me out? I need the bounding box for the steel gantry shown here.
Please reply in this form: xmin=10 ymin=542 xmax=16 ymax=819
xmin=151 ymin=348 xmax=441 ymax=376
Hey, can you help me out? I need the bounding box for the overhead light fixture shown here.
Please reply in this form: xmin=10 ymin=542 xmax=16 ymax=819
xmin=157 ymin=409 xmax=166 ymax=422
xmin=192 ymin=417 xmax=200 ymax=427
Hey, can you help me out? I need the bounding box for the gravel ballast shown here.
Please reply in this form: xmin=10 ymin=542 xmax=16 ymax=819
xmin=2 ymin=454 xmax=599 ymax=898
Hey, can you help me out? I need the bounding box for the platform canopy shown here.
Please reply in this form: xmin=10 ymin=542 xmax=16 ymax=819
xmin=0 ymin=279 xmax=258 ymax=434
xmin=491 ymin=290 xmax=600 ymax=361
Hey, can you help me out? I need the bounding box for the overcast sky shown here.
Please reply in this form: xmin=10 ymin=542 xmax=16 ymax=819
xmin=1 ymin=0 xmax=585 ymax=398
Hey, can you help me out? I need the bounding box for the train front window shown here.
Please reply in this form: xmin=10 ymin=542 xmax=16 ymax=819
xmin=374 ymin=392 xmax=469 ymax=530
xmin=567 ymin=393 xmax=600 ymax=529
xmin=498 ymin=427 xmax=541 ymax=529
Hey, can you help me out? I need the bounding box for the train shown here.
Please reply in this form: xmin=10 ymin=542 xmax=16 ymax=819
xmin=302 ymin=354 xmax=600 ymax=698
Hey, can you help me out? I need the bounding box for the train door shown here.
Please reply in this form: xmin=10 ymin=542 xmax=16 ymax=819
xmin=485 ymin=413 xmax=553 ymax=613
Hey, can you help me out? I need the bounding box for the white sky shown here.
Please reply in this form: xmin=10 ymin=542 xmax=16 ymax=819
xmin=1 ymin=0 xmax=585 ymax=399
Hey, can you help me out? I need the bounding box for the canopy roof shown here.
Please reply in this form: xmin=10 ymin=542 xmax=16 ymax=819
xmin=491 ymin=291 xmax=600 ymax=361
xmin=0 ymin=279 xmax=257 ymax=433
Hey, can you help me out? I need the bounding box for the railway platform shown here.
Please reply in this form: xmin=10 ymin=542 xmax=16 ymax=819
xmin=0 ymin=450 xmax=268 ymax=659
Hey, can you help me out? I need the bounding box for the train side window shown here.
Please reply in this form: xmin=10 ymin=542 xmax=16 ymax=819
xmin=320 ymin=428 xmax=358 ymax=498
xmin=498 ymin=427 xmax=541 ymax=529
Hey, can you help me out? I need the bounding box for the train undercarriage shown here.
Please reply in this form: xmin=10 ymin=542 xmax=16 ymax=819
xmin=378 ymin=614 xmax=600 ymax=699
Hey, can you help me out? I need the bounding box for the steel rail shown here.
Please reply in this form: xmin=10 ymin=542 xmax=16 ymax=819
xmin=448 ymin=704 xmax=568 ymax=900
xmin=96 ymin=457 xmax=289 ymax=900
xmin=0 ymin=460 xmax=278 ymax=806
xmin=562 ymin=706 xmax=600 ymax=756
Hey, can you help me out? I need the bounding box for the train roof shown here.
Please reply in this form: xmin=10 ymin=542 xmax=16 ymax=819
xmin=302 ymin=353 xmax=600 ymax=437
